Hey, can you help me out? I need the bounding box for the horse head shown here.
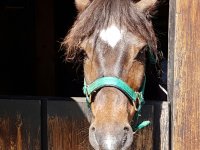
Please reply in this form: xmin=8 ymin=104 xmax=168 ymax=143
xmin=63 ymin=0 xmax=157 ymax=149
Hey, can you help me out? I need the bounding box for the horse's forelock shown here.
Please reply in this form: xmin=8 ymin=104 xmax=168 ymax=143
xmin=63 ymin=0 xmax=157 ymax=61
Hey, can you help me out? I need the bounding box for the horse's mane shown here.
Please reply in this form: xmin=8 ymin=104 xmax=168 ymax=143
xmin=63 ymin=0 xmax=157 ymax=60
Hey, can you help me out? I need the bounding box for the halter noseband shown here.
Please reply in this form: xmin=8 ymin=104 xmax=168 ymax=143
xmin=83 ymin=76 xmax=150 ymax=131
xmin=83 ymin=76 xmax=146 ymax=112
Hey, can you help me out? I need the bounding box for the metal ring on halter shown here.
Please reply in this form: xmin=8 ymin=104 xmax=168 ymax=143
xmin=135 ymin=92 xmax=144 ymax=111
xmin=132 ymin=101 xmax=138 ymax=111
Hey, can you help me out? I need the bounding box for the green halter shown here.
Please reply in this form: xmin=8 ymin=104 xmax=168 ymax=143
xmin=82 ymin=48 xmax=157 ymax=132
xmin=83 ymin=76 xmax=150 ymax=132
xmin=83 ymin=77 xmax=145 ymax=110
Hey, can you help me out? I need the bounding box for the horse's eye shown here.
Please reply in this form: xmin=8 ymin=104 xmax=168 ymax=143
xmin=83 ymin=51 xmax=88 ymax=58
xmin=135 ymin=45 xmax=148 ymax=62
xmin=140 ymin=45 xmax=149 ymax=53
xmin=80 ymin=50 xmax=88 ymax=61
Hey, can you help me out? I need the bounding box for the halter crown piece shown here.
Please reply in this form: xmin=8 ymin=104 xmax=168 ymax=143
xmin=83 ymin=76 xmax=151 ymax=132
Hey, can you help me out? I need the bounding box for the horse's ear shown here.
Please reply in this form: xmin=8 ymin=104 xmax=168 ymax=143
xmin=75 ymin=0 xmax=92 ymax=12
xmin=134 ymin=0 xmax=157 ymax=13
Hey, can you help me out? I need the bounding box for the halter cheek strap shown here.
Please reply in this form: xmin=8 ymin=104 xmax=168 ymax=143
xmin=83 ymin=76 xmax=150 ymax=132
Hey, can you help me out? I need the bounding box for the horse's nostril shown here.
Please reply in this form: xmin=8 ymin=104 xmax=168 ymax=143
xmin=123 ymin=126 xmax=130 ymax=132
xmin=91 ymin=126 xmax=96 ymax=131
xmin=122 ymin=135 xmax=128 ymax=146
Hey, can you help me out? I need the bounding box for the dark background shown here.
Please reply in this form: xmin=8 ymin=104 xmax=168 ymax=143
xmin=0 ymin=0 xmax=168 ymax=99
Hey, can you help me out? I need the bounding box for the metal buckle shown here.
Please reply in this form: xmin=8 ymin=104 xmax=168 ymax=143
xmin=132 ymin=101 xmax=138 ymax=112
xmin=135 ymin=92 xmax=144 ymax=111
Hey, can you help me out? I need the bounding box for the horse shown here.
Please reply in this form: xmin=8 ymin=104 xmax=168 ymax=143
xmin=63 ymin=0 xmax=158 ymax=149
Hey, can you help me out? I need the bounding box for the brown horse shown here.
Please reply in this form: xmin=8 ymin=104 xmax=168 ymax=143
xmin=63 ymin=0 xmax=158 ymax=149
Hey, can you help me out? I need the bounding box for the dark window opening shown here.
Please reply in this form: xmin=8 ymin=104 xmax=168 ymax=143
xmin=0 ymin=0 xmax=169 ymax=101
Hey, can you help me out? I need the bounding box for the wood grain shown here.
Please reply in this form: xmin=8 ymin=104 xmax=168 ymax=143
xmin=47 ymin=98 xmax=169 ymax=150
xmin=0 ymin=100 xmax=41 ymax=150
xmin=0 ymin=97 xmax=169 ymax=149
xmin=153 ymin=102 xmax=170 ymax=150
xmin=131 ymin=105 xmax=154 ymax=150
xmin=169 ymin=0 xmax=200 ymax=149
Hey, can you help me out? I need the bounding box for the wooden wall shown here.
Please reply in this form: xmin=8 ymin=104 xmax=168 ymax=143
xmin=168 ymin=0 xmax=200 ymax=149
xmin=0 ymin=97 xmax=169 ymax=150
xmin=47 ymin=98 xmax=169 ymax=150
xmin=0 ymin=99 xmax=41 ymax=150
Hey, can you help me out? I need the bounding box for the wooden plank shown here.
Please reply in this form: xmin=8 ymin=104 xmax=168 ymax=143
xmin=168 ymin=0 xmax=200 ymax=149
xmin=47 ymin=98 xmax=169 ymax=150
xmin=152 ymin=102 xmax=170 ymax=150
xmin=168 ymin=0 xmax=176 ymax=104
xmin=131 ymin=105 xmax=154 ymax=150
xmin=47 ymin=99 xmax=92 ymax=150
xmin=0 ymin=99 xmax=41 ymax=149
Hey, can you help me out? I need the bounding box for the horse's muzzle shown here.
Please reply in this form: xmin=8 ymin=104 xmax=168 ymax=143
xmin=89 ymin=123 xmax=133 ymax=150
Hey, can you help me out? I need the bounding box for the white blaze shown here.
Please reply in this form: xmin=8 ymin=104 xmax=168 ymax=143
xmin=100 ymin=25 xmax=123 ymax=48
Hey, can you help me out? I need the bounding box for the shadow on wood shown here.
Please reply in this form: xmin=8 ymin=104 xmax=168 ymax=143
xmin=47 ymin=98 xmax=92 ymax=150
xmin=47 ymin=98 xmax=169 ymax=150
